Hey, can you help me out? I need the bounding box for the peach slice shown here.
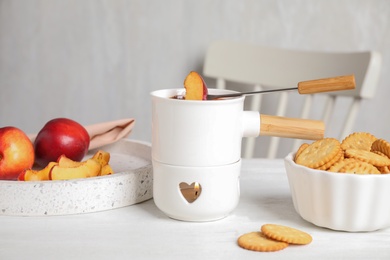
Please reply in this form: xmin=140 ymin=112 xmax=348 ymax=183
xmin=49 ymin=159 xmax=101 ymax=180
xmin=92 ymin=150 xmax=111 ymax=167
xmin=184 ymin=71 xmax=208 ymax=100
xmin=100 ymin=164 xmax=114 ymax=176
xmin=18 ymin=162 xmax=58 ymax=181
xmin=57 ymin=154 xmax=83 ymax=168
xmin=91 ymin=150 xmax=113 ymax=176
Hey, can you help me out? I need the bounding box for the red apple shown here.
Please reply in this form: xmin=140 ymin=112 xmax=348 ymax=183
xmin=34 ymin=118 xmax=90 ymax=167
xmin=0 ymin=126 xmax=35 ymax=180
xmin=184 ymin=71 xmax=208 ymax=100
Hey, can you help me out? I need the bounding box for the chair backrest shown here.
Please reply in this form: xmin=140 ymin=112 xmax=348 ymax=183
xmin=203 ymin=40 xmax=382 ymax=158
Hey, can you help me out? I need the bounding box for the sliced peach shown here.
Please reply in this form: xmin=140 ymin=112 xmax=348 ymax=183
xmin=49 ymin=159 xmax=101 ymax=180
xmin=92 ymin=150 xmax=111 ymax=167
xmin=100 ymin=164 xmax=114 ymax=176
xmin=57 ymin=154 xmax=83 ymax=168
xmin=184 ymin=71 xmax=208 ymax=100
xmin=18 ymin=162 xmax=58 ymax=181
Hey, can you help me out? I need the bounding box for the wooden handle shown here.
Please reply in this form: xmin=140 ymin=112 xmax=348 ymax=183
xmin=260 ymin=114 xmax=324 ymax=140
xmin=297 ymin=75 xmax=355 ymax=94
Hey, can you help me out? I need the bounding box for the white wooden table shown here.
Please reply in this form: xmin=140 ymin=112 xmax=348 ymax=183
xmin=1 ymin=159 xmax=389 ymax=259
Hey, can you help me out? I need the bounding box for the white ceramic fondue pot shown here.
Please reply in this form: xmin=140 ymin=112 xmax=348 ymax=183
xmin=151 ymin=88 xmax=324 ymax=167
xmin=151 ymin=75 xmax=355 ymax=222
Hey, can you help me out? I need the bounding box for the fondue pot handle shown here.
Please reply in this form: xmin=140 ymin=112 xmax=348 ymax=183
xmin=259 ymin=114 xmax=324 ymax=140
xmin=298 ymin=74 xmax=355 ymax=94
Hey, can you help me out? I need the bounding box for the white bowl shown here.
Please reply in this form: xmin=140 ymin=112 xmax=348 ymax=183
xmin=284 ymin=152 xmax=390 ymax=232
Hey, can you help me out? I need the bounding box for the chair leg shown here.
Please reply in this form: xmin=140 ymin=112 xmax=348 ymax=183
xmin=292 ymin=95 xmax=313 ymax=152
xmin=321 ymin=95 xmax=336 ymax=130
xmin=216 ymin=78 xmax=226 ymax=89
xmin=340 ymin=99 xmax=361 ymax=140
xmin=243 ymin=84 xmax=262 ymax=158
xmin=267 ymin=92 xmax=288 ymax=159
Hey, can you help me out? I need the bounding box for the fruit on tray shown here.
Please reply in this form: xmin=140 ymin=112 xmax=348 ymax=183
xmin=19 ymin=150 xmax=114 ymax=181
xmin=57 ymin=154 xmax=83 ymax=168
xmin=49 ymin=158 xmax=101 ymax=180
xmin=58 ymin=150 xmax=112 ymax=177
xmin=18 ymin=162 xmax=57 ymax=181
xmin=183 ymin=71 xmax=208 ymax=100
xmin=34 ymin=118 xmax=90 ymax=167
xmin=92 ymin=150 xmax=113 ymax=176
xmin=100 ymin=164 xmax=114 ymax=176
xmin=0 ymin=126 xmax=35 ymax=180
xmin=92 ymin=150 xmax=110 ymax=167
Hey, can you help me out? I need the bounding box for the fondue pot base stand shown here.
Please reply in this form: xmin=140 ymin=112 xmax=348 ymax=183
xmin=153 ymin=159 xmax=241 ymax=222
xmin=0 ymin=139 xmax=153 ymax=216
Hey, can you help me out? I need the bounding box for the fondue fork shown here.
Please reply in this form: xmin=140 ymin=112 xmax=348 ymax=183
xmin=206 ymin=75 xmax=355 ymax=100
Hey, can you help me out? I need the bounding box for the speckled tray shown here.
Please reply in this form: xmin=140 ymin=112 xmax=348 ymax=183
xmin=0 ymin=139 xmax=153 ymax=216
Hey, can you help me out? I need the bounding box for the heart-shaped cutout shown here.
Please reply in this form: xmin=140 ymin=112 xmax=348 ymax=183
xmin=179 ymin=182 xmax=202 ymax=203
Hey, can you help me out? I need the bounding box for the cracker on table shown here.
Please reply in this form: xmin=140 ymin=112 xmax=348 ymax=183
xmin=339 ymin=160 xmax=381 ymax=174
xmin=344 ymin=149 xmax=390 ymax=167
xmin=341 ymin=132 xmax=377 ymax=151
xmin=237 ymin=232 xmax=289 ymax=252
xmin=295 ymin=138 xmax=341 ymax=169
xmin=261 ymin=224 xmax=312 ymax=245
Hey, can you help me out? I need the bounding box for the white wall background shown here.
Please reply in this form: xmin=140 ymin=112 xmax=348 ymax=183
xmin=1 ymin=0 xmax=389 ymax=157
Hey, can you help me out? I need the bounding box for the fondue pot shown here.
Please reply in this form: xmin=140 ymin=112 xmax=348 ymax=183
xmin=151 ymin=75 xmax=355 ymax=221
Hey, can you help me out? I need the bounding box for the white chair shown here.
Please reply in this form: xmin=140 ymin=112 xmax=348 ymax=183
xmin=203 ymin=40 xmax=382 ymax=158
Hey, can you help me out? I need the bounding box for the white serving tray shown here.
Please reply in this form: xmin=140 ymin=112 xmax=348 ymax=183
xmin=0 ymin=139 xmax=153 ymax=216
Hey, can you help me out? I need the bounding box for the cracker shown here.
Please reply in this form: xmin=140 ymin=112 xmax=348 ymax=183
xmin=376 ymin=165 xmax=390 ymax=174
xmin=344 ymin=149 xmax=390 ymax=167
xmin=294 ymin=143 xmax=309 ymax=162
xmin=261 ymin=224 xmax=312 ymax=245
xmin=328 ymin=158 xmax=359 ymax=173
xmin=372 ymin=151 xmax=390 ymax=173
xmin=372 ymin=150 xmax=389 ymax=158
xmin=341 ymin=132 xmax=377 ymax=151
xmin=371 ymin=139 xmax=390 ymax=159
xmin=316 ymin=148 xmax=344 ymax=170
xmin=295 ymin=138 xmax=341 ymax=169
xmin=237 ymin=232 xmax=288 ymax=252
xmin=339 ymin=160 xmax=381 ymax=174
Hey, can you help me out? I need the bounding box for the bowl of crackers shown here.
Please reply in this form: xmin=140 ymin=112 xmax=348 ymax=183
xmin=284 ymin=132 xmax=390 ymax=232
